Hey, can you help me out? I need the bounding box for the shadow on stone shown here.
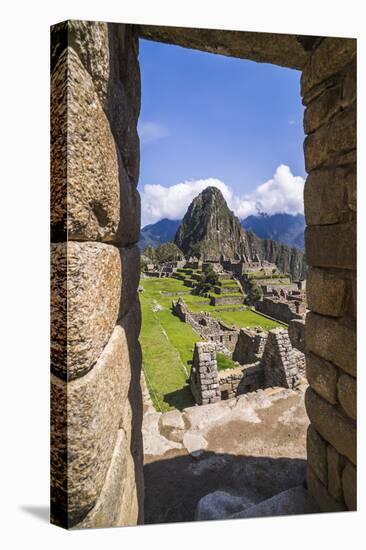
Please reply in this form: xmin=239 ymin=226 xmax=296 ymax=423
xmin=144 ymin=451 xmax=310 ymax=524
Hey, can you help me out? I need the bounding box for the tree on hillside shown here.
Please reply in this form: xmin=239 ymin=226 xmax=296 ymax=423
xmin=245 ymin=279 xmax=263 ymax=304
xmin=195 ymin=268 xmax=219 ymax=294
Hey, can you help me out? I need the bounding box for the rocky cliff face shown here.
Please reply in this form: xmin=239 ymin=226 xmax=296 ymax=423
xmin=175 ymin=187 xmax=306 ymax=279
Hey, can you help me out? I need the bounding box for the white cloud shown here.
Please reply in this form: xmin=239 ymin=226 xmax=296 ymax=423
xmin=138 ymin=121 xmax=169 ymax=144
xmin=141 ymin=164 xmax=305 ymax=226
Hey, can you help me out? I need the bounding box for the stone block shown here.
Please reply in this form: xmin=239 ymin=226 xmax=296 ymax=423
xmin=51 ymin=321 xmax=133 ymax=526
xmin=306 ymin=268 xmax=347 ymax=317
xmin=307 ymin=466 xmax=346 ymax=513
xmin=304 ymin=104 xmax=356 ymax=172
xmin=287 ymin=319 xmax=305 ymax=352
xmin=304 ymin=167 xmax=356 ymax=226
xmin=305 ymin=312 xmax=356 ymax=376
xmin=305 ymin=352 xmax=338 ymax=404
xmin=342 ymin=461 xmax=356 ymax=511
xmin=106 ymin=25 xmax=140 ymax=185
xmin=307 ymin=425 xmax=328 ymax=485
xmin=118 ymin=245 xmax=141 ymax=319
xmin=305 ymin=388 xmax=356 ymax=464
xmin=337 ymin=373 xmax=356 ymax=420
xmin=51 ymin=242 xmax=121 ymax=380
xmin=327 ymin=445 xmax=344 ymax=501
xmin=304 ymin=84 xmax=342 ymax=134
xmin=305 ymin=223 xmax=356 ymax=271
xmin=51 ymin=20 xmax=110 ymax=104
xmin=51 ymin=48 xmax=121 ymax=243
xmin=76 ymin=430 xmax=137 ymax=529
xmin=301 ymin=37 xmax=356 ymax=98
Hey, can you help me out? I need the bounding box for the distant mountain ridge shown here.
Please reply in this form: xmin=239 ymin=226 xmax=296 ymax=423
xmin=139 ymin=218 xmax=181 ymax=249
xmin=241 ymin=213 xmax=305 ymax=250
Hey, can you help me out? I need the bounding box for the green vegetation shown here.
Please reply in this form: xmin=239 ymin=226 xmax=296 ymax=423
xmin=195 ymin=267 xmax=219 ymax=294
xmin=139 ymin=276 xmax=285 ymax=411
xmin=143 ymin=241 xmax=184 ymax=263
xmin=216 ymin=353 xmax=238 ymax=371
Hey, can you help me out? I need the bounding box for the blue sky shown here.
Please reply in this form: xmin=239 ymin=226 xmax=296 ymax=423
xmin=138 ymin=39 xmax=306 ymax=226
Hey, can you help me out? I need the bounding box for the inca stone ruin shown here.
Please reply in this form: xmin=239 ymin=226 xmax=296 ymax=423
xmin=51 ymin=20 xmax=356 ymax=528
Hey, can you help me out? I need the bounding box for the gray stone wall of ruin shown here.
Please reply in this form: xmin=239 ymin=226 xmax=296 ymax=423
xmin=302 ymin=37 xmax=357 ymax=512
xmin=219 ymin=362 xmax=264 ymax=399
xmin=262 ymin=329 xmax=302 ymax=389
xmin=256 ymin=297 xmax=304 ymax=324
xmin=232 ymin=328 xmax=268 ymax=364
xmin=288 ymin=319 xmax=306 ymax=352
xmin=172 ymin=298 xmax=239 ymax=350
xmin=189 ymin=343 xmax=221 ymax=405
xmin=51 ymin=21 xmax=143 ymax=529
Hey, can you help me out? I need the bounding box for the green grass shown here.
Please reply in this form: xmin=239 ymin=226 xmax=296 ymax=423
xmin=139 ymin=277 xmax=284 ymax=411
xmin=216 ymin=353 xmax=238 ymax=371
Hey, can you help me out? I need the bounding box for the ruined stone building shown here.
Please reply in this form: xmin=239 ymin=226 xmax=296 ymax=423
xmin=51 ymin=21 xmax=356 ymax=528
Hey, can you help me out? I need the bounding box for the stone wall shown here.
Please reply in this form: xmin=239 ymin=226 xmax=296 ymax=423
xmin=256 ymin=297 xmax=305 ymax=323
xmin=302 ymin=37 xmax=356 ymax=512
xmin=51 ymin=21 xmax=143 ymax=529
xmin=288 ymin=319 xmax=306 ymax=352
xmin=262 ymin=329 xmax=302 ymax=389
xmin=219 ymin=362 xmax=264 ymax=399
xmin=172 ymin=298 xmax=239 ymax=351
xmin=189 ymin=343 xmax=221 ymax=405
xmin=232 ymin=328 xmax=268 ymax=364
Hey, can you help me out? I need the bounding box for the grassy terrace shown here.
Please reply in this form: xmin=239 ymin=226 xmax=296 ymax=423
xmin=139 ymin=276 xmax=285 ymax=412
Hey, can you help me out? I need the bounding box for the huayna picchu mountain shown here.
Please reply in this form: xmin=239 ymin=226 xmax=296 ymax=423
xmin=174 ymin=187 xmax=306 ymax=279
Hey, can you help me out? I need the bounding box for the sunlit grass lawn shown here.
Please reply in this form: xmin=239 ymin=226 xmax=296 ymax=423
xmin=139 ymin=276 xmax=285 ymax=411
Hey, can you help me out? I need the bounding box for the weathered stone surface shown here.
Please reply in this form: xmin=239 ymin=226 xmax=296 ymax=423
xmin=306 ymin=268 xmax=347 ymax=317
xmin=51 ymin=241 xmax=121 ymax=380
xmin=304 ymin=167 xmax=356 ymax=227
xmin=306 ymin=352 xmax=338 ymax=404
xmin=307 ymin=425 xmax=328 ymax=485
xmin=139 ymin=26 xmax=310 ymax=70
xmin=307 ymin=466 xmax=346 ymax=513
xmin=305 ymin=388 xmax=356 ymax=464
xmin=301 ymin=37 xmax=356 ymax=97
xmin=195 ymin=491 xmax=253 ymax=521
xmin=327 ymin=445 xmax=344 ymax=501
xmin=142 ymin=412 xmax=182 ymax=456
xmin=116 ymin=150 xmax=141 ymax=246
xmin=305 ymin=223 xmax=356 ymax=271
xmin=159 ymin=410 xmax=185 ymax=443
xmin=183 ymin=433 xmax=208 ymax=455
xmin=51 ymin=20 xmax=110 ymax=104
xmin=303 ymin=60 xmax=356 ymax=134
xmin=304 ymin=84 xmax=341 ymax=134
xmin=76 ymin=430 xmax=128 ymax=528
xmin=288 ymin=319 xmax=305 ymax=352
xmin=337 ymin=373 xmax=356 ymax=420
xmin=107 ymin=24 xmax=140 ymax=185
xmin=342 ymin=461 xmax=356 ymax=511
xmin=304 ymin=104 xmax=356 ymax=172
xmin=51 ymin=48 xmax=121 ymax=242
xmin=118 ymin=245 xmax=140 ymax=319
xmin=232 ymin=486 xmax=319 ymax=519
xmin=305 ymin=312 xmax=356 ymax=376
xmin=51 ymin=321 xmax=133 ymax=526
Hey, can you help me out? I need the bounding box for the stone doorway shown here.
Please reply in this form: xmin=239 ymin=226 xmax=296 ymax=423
xmin=50 ymin=21 xmax=356 ymax=529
